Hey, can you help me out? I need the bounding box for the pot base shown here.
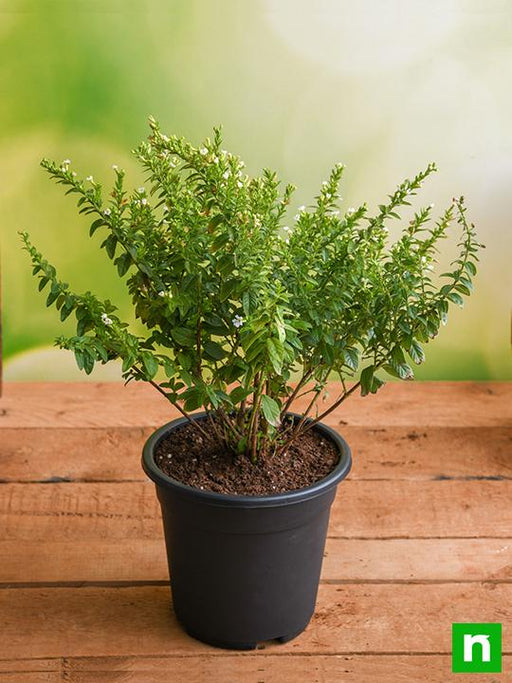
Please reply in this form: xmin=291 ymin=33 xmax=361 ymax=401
xmin=182 ymin=623 xmax=309 ymax=651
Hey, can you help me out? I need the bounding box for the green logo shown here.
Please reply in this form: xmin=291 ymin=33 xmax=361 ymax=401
xmin=452 ymin=623 xmax=502 ymax=673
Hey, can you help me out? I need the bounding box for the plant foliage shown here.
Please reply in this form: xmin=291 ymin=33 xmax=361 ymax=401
xmin=21 ymin=118 xmax=482 ymax=461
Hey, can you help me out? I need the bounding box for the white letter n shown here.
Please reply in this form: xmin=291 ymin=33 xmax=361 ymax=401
xmin=464 ymin=634 xmax=491 ymax=662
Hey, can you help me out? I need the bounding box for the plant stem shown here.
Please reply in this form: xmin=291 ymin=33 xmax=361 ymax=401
xmin=280 ymin=368 xmax=314 ymax=416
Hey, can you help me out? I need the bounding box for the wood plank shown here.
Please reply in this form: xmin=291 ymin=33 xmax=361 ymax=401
xmin=58 ymin=654 xmax=512 ymax=683
xmin=0 ymin=660 xmax=58 ymax=672
xmin=0 ymin=584 xmax=510 ymax=658
xmin=1 ymin=426 xmax=510 ymax=483
xmin=1 ymin=382 xmax=510 ymax=429
xmin=1 ymin=481 xmax=511 ymax=542
xmin=1 ymin=538 xmax=512 ymax=584
xmin=321 ymin=538 xmax=512 ymax=583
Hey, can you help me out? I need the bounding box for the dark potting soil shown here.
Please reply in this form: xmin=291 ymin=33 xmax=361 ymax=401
xmin=154 ymin=419 xmax=339 ymax=496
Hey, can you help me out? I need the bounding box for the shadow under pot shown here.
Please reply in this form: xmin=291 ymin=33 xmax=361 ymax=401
xmin=141 ymin=412 xmax=352 ymax=650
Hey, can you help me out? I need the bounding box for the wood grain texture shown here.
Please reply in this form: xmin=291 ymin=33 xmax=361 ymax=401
xmin=1 ymin=381 xmax=510 ymax=428
xmin=1 ymin=480 xmax=510 ymax=542
xmin=57 ymin=655 xmax=512 ymax=683
xmin=0 ymin=584 xmax=511 ymax=659
xmin=1 ymin=538 xmax=512 ymax=584
xmin=1 ymin=426 xmax=510 ymax=483
xmin=1 ymin=655 xmax=511 ymax=683
xmin=0 ymin=381 xmax=510 ymax=680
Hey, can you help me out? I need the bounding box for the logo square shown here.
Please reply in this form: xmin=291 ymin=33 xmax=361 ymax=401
xmin=452 ymin=623 xmax=502 ymax=673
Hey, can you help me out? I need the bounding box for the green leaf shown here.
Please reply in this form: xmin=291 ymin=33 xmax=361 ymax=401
xmin=260 ymin=394 xmax=281 ymax=427
xmin=74 ymin=349 xmax=84 ymax=371
xmin=171 ymin=327 xmax=196 ymax=347
xmin=38 ymin=276 xmax=50 ymax=292
xmin=408 ymin=339 xmax=425 ymax=365
xmin=464 ymin=261 xmax=477 ymax=276
xmin=103 ymin=234 xmax=118 ymax=259
xmin=82 ymin=349 xmax=95 ymax=375
xmin=229 ymin=385 xmax=252 ymax=405
xmin=344 ymin=347 xmax=359 ymax=372
xmin=46 ymin=285 xmax=60 ymax=307
xmin=203 ymin=340 xmax=226 ymax=361
xmin=162 ymin=358 xmax=177 ymax=378
xmin=89 ymin=218 xmax=104 ymax=237
xmin=142 ymin=352 xmax=159 ymax=379
xmin=182 ymin=386 xmax=205 ymax=411
xmin=360 ymin=365 xmax=374 ymax=397
xmin=447 ymin=292 xmax=464 ymax=307
xmin=266 ymin=338 xmax=283 ymax=373
xmin=116 ymin=252 xmax=131 ymax=277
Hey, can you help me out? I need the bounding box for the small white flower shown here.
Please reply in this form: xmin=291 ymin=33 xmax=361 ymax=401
xmin=239 ymin=161 xmax=245 ymax=168
xmin=141 ymin=198 xmax=147 ymax=206
xmin=199 ymin=147 xmax=208 ymax=156
xmin=284 ymin=237 xmax=290 ymax=244
xmin=161 ymin=134 xmax=170 ymax=142
xmin=322 ymin=181 xmax=328 ymax=187
xmin=298 ymin=205 xmax=306 ymax=212
xmin=222 ymin=171 xmax=230 ymax=180
xmin=325 ymin=193 xmax=332 ymax=199
xmin=347 ymin=207 xmax=355 ymax=215
xmin=138 ymin=187 xmax=145 ymax=193
xmin=382 ymin=226 xmax=389 ymax=233
xmin=158 ymin=291 xmax=166 ymax=297
xmin=237 ymin=181 xmax=243 ymax=189
xmin=163 ymin=204 xmax=170 ymax=213
xmin=72 ymin=171 xmax=77 ymax=177
xmin=283 ymin=226 xmax=291 ymax=232
xmin=112 ymin=164 xmax=118 ymax=171
xmin=426 ymin=264 xmax=434 ymax=271
xmin=411 ymin=243 xmax=419 ymax=251
xmin=101 ymin=313 xmax=113 ymax=326
xmin=213 ymin=156 xmax=219 ymax=164
xmin=330 ymin=210 xmax=340 ymax=216
xmin=103 ymin=208 xmax=111 ymax=216
xmin=232 ymin=315 xmax=244 ymax=328
xmin=429 ymin=203 xmax=435 ymax=209
xmin=421 ymin=256 xmax=427 ymax=264
xmin=86 ymin=175 xmax=94 ymax=182
xmin=62 ymin=159 xmax=71 ymax=166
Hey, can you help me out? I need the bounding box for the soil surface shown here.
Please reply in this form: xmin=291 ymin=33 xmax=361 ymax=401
xmin=154 ymin=419 xmax=339 ymax=496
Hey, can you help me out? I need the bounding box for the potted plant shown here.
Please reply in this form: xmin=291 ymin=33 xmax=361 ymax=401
xmin=20 ymin=117 xmax=481 ymax=649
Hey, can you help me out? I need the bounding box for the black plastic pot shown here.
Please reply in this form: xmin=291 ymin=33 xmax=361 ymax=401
xmin=142 ymin=412 xmax=351 ymax=650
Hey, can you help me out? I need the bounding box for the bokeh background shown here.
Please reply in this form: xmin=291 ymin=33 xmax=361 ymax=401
xmin=2 ymin=0 xmax=511 ymax=380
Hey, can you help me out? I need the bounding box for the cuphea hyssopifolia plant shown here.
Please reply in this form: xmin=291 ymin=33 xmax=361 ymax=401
xmin=21 ymin=118 xmax=482 ymax=462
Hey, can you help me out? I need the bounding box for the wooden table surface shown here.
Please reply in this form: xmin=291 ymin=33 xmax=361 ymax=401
xmin=0 ymin=381 xmax=511 ymax=682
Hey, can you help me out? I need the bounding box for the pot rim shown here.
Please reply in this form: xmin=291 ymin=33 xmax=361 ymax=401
xmin=142 ymin=411 xmax=352 ymax=508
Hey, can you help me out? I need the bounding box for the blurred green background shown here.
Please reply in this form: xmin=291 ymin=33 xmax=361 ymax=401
xmin=2 ymin=0 xmax=511 ymax=381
